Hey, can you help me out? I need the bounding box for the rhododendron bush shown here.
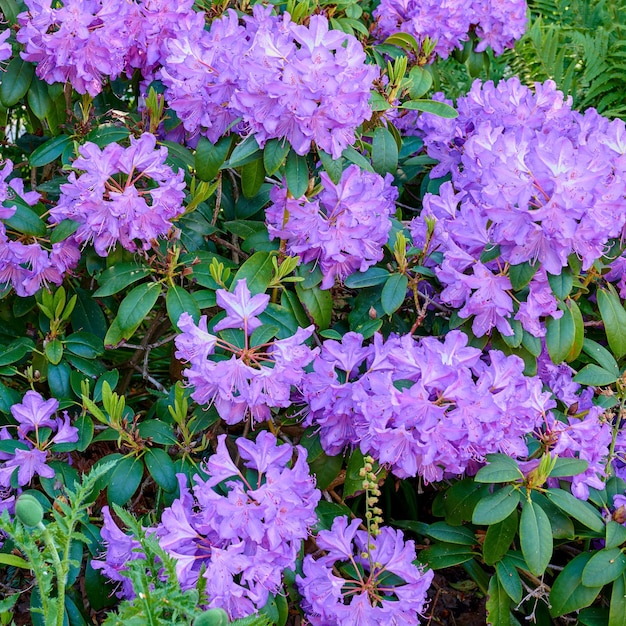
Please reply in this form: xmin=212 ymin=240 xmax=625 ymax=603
xmin=2 ymin=0 xmax=626 ymax=624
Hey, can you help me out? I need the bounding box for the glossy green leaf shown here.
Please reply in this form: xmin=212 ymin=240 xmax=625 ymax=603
xmin=548 ymin=457 xmax=589 ymax=478
xmin=547 ymin=270 xmax=574 ymax=299
xmin=420 ymin=543 xmax=476 ymax=569
xmin=550 ymin=553 xmax=602 ymax=617
xmin=598 ymin=285 xmax=626 ymax=359
xmin=50 ymin=219 xmax=80 ymax=244
xmin=285 ymin=151 xmax=309 ymax=198
xmin=44 ymin=339 xmax=63 ymax=365
xmin=71 ymin=288 xmax=107 ymax=339
xmin=232 ymin=251 xmax=274 ymax=294
xmin=582 ymin=548 xmax=626 ymax=587
xmin=609 ymin=572 xmax=626 ymax=626
xmin=241 ymin=158 xmax=266 ymax=199
xmin=341 ymin=145 xmax=374 ymax=172
xmin=582 ymin=338 xmax=620 ymax=376
xmin=29 ymin=134 xmax=72 ymax=167
xmin=166 ymin=285 xmax=201 ymax=329
xmin=0 ymin=57 xmax=34 ymax=107
xmin=426 ymin=522 xmax=476 ymax=546
xmin=509 ymin=262 xmax=539 ymax=291
xmin=223 ymin=135 xmax=261 ymax=169
xmin=399 ymin=99 xmax=458 ymax=118
xmin=606 ymin=521 xmax=626 ymax=550
xmin=308 ymin=451 xmax=343 ymax=491
xmin=381 ymin=273 xmax=408 ymax=316
xmin=407 ymin=66 xmax=433 ymax=99
xmin=545 ymin=298 xmax=583 ymax=363
xmin=573 ymin=364 xmax=619 ymax=386
xmin=144 ymin=448 xmax=178 ymax=493
xmin=295 ymin=282 xmax=332 ymax=330
xmin=0 ymin=337 xmax=34 ymax=367
xmin=107 ymin=456 xmax=144 ymax=506
xmin=84 ymin=125 xmax=130 ymax=148
xmin=104 ymin=282 xmax=161 ymax=347
xmin=520 ymin=499 xmax=553 ymax=576
xmin=318 ymin=150 xmax=344 ymax=184
xmin=263 ymin=139 xmax=290 ymax=176
xmin=64 ymin=332 xmax=104 ymax=359
xmin=496 ymin=557 xmax=523 ymax=603
xmin=484 ymin=510 xmax=519 ymax=566
xmin=472 ymin=486 xmax=520 ymax=526
xmin=344 ymin=267 xmax=390 ymax=288
xmin=475 ymin=455 xmax=523 ymax=483
xmin=4 ymin=201 xmax=47 ymax=237
xmin=444 ymin=478 xmax=491 ymax=526
xmin=195 ymin=135 xmax=233 ymax=181
xmin=27 ymin=77 xmax=52 ymax=120
xmin=384 ymin=32 xmax=420 ymax=54
xmin=545 ymin=488 xmax=604 ymax=532
xmin=47 ymin=361 xmax=72 ymax=399
xmin=486 ymin=576 xmax=511 ymax=626
xmin=372 ymin=126 xmax=398 ymax=175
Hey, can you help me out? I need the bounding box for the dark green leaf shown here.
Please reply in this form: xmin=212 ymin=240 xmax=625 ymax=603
xmin=27 ymin=78 xmax=52 ymax=120
xmin=241 ymin=158 xmax=265 ymax=199
xmin=137 ymin=420 xmax=178 ymax=446
xmin=144 ymin=448 xmax=178 ymax=493
xmin=232 ymin=251 xmax=274 ymax=294
xmin=381 ymin=273 xmax=408 ymax=316
xmin=444 ymin=479 xmax=490 ymax=526
xmin=582 ymin=548 xmax=626 ymax=587
xmin=50 ymin=219 xmax=80 ymax=244
xmin=606 ymin=521 xmax=626 ymax=550
xmin=609 ymin=572 xmax=626 ymax=626
xmin=285 ymin=151 xmax=309 ymax=198
xmin=484 ymin=510 xmax=518 ymax=566
xmin=318 ymin=150 xmax=344 ymax=184
xmin=29 ymin=134 xmax=72 ymax=167
xmin=548 ymin=457 xmax=589 ymax=478
xmin=545 ymin=298 xmax=583 ymax=363
xmin=64 ymin=332 xmax=104 ymax=359
xmin=0 ymin=337 xmax=34 ymax=367
xmin=582 ymin=339 xmax=620 ymax=376
xmin=372 ymin=126 xmax=398 ymax=175
xmin=71 ymin=288 xmax=107 ymax=339
xmin=472 ymin=486 xmax=520 ymax=526
xmin=84 ymin=125 xmax=130 ymax=148
xmin=94 ymin=263 xmax=152 ymax=297
xmin=308 ymin=451 xmax=343 ymax=491
xmin=520 ymin=499 xmax=553 ymax=576
xmin=509 ymin=262 xmax=539 ymax=291
xmin=48 ymin=361 xmax=72 ymax=399
xmin=384 ymin=32 xmax=420 ymax=54
xmin=166 ymin=285 xmax=201 ymax=329
xmin=407 ymin=66 xmax=433 ymax=99
xmin=550 ymin=553 xmax=602 ymax=617
xmin=475 ymin=455 xmax=523 ymax=483
xmin=399 ymin=99 xmax=458 ymax=118
xmin=426 ymin=522 xmax=476 ymax=546
xmin=0 ymin=57 xmax=34 ymax=107
xmin=263 ymin=139 xmax=290 ymax=176
xmin=545 ymin=488 xmax=604 ymax=532
xmin=107 ymin=456 xmax=144 ymax=506
xmin=295 ymin=283 xmax=332 ymax=329
xmin=486 ymin=576 xmax=511 ymax=626
xmin=45 ymin=339 xmax=63 ymax=365
xmin=548 ymin=270 xmax=574 ymax=299
xmin=344 ymin=267 xmax=390 ymax=288
xmin=223 ymin=135 xmax=261 ymax=169
xmin=420 ymin=543 xmax=476 ymax=569
xmin=195 ymin=135 xmax=233 ymax=181
xmin=496 ymin=557 xmax=523 ymax=603
xmin=4 ymin=200 xmax=47 ymax=236
xmin=598 ymin=285 xmax=626 ymax=359
xmin=341 ymin=145 xmax=374 ymax=172
xmin=573 ymin=364 xmax=618 ymax=386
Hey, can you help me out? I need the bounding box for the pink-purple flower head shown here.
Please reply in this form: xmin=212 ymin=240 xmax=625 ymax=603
xmin=154 ymin=432 xmax=320 ymax=619
xmin=297 ymin=515 xmax=433 ymax=625
xmin=267 ymin=165 xmax=398 ymax=289
xmin=50 ymin=133 xmax=185 ymax=257
xmin=213 ymin=279 xmax=270 ymax=336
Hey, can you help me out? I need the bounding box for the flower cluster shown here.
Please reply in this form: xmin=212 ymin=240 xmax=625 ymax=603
xmin=0 ymin=391 xmax=78 ymax=488
xmin=175 ymin=279 xmax=318 ymax=424
xmin=297 ymin=515 xmax=433 ymax=625
xmin=155 ymin=432 xmax=320 ymax=618
xmin=50 ymin=133 xmax=185 ymax=256
xmin=0 ymin=160 xmax=80 ymax=296
xmin=0 ymin=27 xmax=10 ymax=63
xmin=267 ymin=165 xmax=398 ymax=289
xmin=372 ymin=0 xmax=527 ymax=60
xmin=301 ymin=330 xmax=554 ymax=482
xmin=410 ymin=77 xmax=626 ymax=336
xmin=160 ymin=6 xmax=377 ymax=157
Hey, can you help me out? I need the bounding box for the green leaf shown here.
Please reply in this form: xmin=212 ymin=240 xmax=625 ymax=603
xmin=545 ymin=298 xmax=583 ymax=363
xmin=496 ymin=557 xmax=523 ymax=603
xmin=29 ymin=134 xmax=72 ymax=167
xmin=295 ymin=283 xmax=332 ymax=330
xmin=598 ymin=285 xmax=626 ymax=359
xmin=344 ymin=267 xmax=390 ymax=288
xmin=48 ymin=361 xmax=72 ymax=399
xmin=71 ymin=288 xmax=107 ymax=339
xmin=550 ymin=553 xmax=602 ymax=617
xmin=285 ymin=151 xmax=309 ymax=198
xmin=444 ymin=478 xmax=491 ymax=526
xmin=318 ymin=150 xmax=344 ymax=184
xmin=381 ymin=273 xmax=408 ymax=316
xmin=420 ymin=543 xmax=476 ymax=569
xmin=486 ymin=576 xmax=511 ymax=626
xmin=547 ymin=270 xmax=574 ymax=299
xmin=50 ymin=219 xmax=80 ymax=244
xmin=573 ymin=364 xmax=619 ymax=386
xmin=483 ymin=510 xmax=518 ymax=566
xmin=475 ymin=455 xmax=523 ymax=483
xmin=0 ymin=553 xmax=30 ymax=569
xmin=545 ymin=488 xmax=604 ymax=532
xmin=384 ymin=32 xmax=420 ymax=54
xmin=0 ymin=337 xmax=34 ymax=367
xmin=232 ymin=251 xmax=274 ymax=294
xmin=520 ymin=499 xmax=553 ymax=576
xmin=84 ymin=125 xmax=130 ymax=148
xmin=426 ymin=522 xmax=476 ymax=546
xmin=341 ymin=145 xmax=374 ymax=172
xmin=64 ymin=332 xmax=104 ymax=359
xmin=0 ymin=57 xmax=34 ymax=107
xmin=371 ymin=126 xmax=398 ymax=175
xmin=144 ymin=448 xmax=178 ymax=493
xmin=137 ymin=420 xmax=178 ymax=446
xmin=263 ymin=139 xmax=290 ymax=176
xmin=607 ymin=521 xmax=626 ymax=550
xmin=548 ymin=457 xmax=589 ymax=478
xmin=582 ymin=548 xmax=626 ymax=587
xmin=44 ymin=339 xmax=63 ymax=365
xmin=582 ymin=338 xmax=620 ymax=376
xmin=107 ymin=456 xmax=144 ymax=506
xmin=27 ymin=77 xmax=52 ymax=120
xmin=104 ymin=282 xmax=161 ymax=347
xmin=4 ymin=200 xmax=47 ymax=237
xmin=93 ymin=263 xmax=151 ymax=298
xmin=308 ymin=451 xmax=343 ymax=491
xmin=609 ymin=572 xmax=626 ymax=626
xmin=399 ymin=99 xmax=458 ymax=118
xmin=195 ymin=135 xmax=233 ymax=181
xmin=166 ymin=285 xmax=201 ymax=329
xmin=407 ymin=66 xmax=433 ymax=99
xmin=472 ymin=486 xmax=520 ymax=526
xmin=241 ymin=158 xmax=265 ymax=199
xmin=223 ymin=135 xmax=261 ymax=169
xmin=509 ymin=262 xmax=539 ymax=291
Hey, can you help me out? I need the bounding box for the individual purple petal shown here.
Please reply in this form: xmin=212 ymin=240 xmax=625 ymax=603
xmin=213 ymin=279 xmax=270 ymax=335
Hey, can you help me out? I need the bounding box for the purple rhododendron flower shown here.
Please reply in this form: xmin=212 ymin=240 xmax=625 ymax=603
xmin=297 ymin=515 xmax=433 ymax=625
xmin=0 ymin=28 xmax=11 ymax=63
xmin=213 ymin=279 xmax=270 ymax=336
xmin=267 ymin=165 xmax=398 ymax=289
xmin=50 ymin=133 xmax=185 ymax=256
xmin=155 ymin=432 xmax=320 ymax=619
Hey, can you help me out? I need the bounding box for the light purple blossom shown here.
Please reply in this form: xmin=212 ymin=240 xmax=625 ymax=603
xmin=213 ymin=279 xmax=270 ymax=336
xmin=0 ymin=28 xmax=11 ymax=63
xmin=50 ymin=133 xmax=185 ymax=256
xmin=267 ymin=165 xmax=398 ymax=289
xmin=297 ymin=515 xmax=433 ymax=625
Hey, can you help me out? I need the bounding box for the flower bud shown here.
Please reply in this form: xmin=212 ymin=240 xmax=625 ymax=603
xmin=193 ymin=608 xmax=229 ymax=626
xmin=15 ymin=494 xmax=44 ymax=528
